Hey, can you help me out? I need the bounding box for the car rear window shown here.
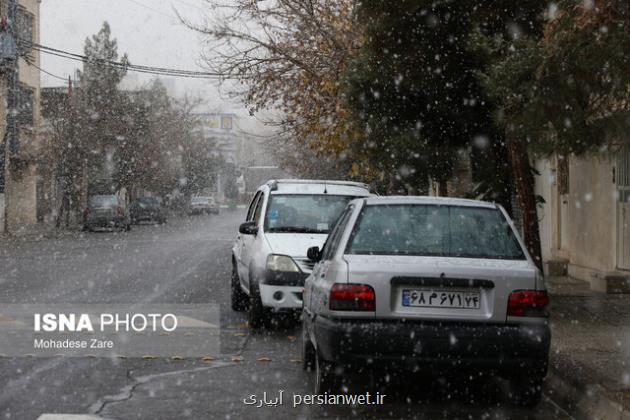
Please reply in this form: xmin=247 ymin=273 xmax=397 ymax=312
xmin=346 ymin=204 xmax=526 ymax=260
xmin=89 ymin=196 xmax=118 ymax=206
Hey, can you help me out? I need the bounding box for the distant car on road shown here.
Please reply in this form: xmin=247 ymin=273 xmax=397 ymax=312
xmin=189 ymin=196 xmax=217 ymax=215
xmin=83 ymin=195 xmax=131 ymax=232
xmin=207 ymin=196 xmax=219 ymax=214
xmin=130 ymin=196 xmax=166 ymax=224
xmin=302 ymin=196 xmax=550 ymax=406
xmin=231 ymin=179 xmax=372 ymax=329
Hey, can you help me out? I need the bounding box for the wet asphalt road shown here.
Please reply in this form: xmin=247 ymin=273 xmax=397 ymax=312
xmin=0 ymin=210 xmax=570 ymax=419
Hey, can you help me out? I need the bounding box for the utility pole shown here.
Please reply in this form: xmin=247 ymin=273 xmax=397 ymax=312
xmin=0 ymin=0 xmax=19 ymax=233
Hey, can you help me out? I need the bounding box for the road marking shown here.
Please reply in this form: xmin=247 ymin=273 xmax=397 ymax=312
xmin=37 ymin=415 xmax=110 ymax=420
xmin=176 ymin=316 xmax=218 ymax=328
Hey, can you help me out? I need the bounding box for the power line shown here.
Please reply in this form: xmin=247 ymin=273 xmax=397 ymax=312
xmin=170 ymin=0 xmax=208 ymax=14
xmin=28 ymin=61 xmax=68 ymax=82
xmin=121 ymin=0 xmax=175 ymax=19
xmin=19 ymin=39 xmax=234 ymax=80
xmin=31 ymin=40 xmax=211 ymax=75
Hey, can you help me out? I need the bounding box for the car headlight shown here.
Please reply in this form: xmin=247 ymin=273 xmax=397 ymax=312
xmin=266 ymin=255 xmax=300 ymax=272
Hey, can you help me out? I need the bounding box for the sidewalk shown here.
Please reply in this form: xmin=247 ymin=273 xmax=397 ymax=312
xmin=546 ymin=276 xmax=630 ymax=419
xmin=0 ymin=223 xmax=83 ymax=242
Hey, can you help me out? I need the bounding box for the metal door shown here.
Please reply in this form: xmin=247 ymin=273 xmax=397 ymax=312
xmin=617 ymin=146 xmax=630 ymax=270
xmin=557 ymin=156 xmax=570 ymax=256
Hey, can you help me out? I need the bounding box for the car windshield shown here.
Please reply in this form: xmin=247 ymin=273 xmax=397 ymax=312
xmin=347 ymin=204 xmax=526 ymax=260
xmin=191 ymin=197 xmax=209 ymax=204
xmin=264 ymin=194 xmax=356 ymax=233
xmin=88 ymin=196 xmax=118 ymax=207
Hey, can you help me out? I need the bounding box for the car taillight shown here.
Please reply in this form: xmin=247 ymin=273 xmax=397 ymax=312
xmin=84 ymin=208 xmax=91 ymax=216
xmin=329 ymin=284 xmax=375 ymax=311
xmin=507 ymin=290 xmax=550 ymax=317
xmin=117 ymin=206 xmax=124 ymax=216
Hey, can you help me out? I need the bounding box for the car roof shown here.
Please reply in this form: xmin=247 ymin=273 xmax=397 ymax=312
xmin=264 ymin=179 xmax=371 ymax=196
xmin=359 ymin=195 xmax=498 ymax=209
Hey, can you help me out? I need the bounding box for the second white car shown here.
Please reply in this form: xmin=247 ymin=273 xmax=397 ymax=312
xmin=231 ymin=179 xmax=372 ymax=328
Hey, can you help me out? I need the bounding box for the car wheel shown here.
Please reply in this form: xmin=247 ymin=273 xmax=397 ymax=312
xmin=510 ymin=375 xmax=544 ymax=407
xmin=248 ymin=284 xmax=271 ymax=329
xmin=231 ymin=263 xmax=249 ymax=312
xmin=313 ymin=351 xmax=338 ymax=394
xmin=301 ymin=320 xmax=316 ymax=371
xmin=126 ymin=223 xmax=131 ymax=232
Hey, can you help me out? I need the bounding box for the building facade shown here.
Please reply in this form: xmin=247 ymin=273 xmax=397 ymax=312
xmin=535 ymin=151 xmax=629 ymax=292
xmin=0 ymin=0 xmax=42 ymax=234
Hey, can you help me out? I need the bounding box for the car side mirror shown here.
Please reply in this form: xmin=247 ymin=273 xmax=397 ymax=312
xmin=307 ymin=246 xmax=322 ymax=262
xmin=239 ymin=221 xmax=258 ymax=235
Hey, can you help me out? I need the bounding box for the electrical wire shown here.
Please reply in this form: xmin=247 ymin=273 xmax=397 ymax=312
xmin=121 ymin=0 xmax=175 ymax=19
xmin=19 ymin=39 xmax=235 ymax=80
xmin=31 ymin=41 xmax=217 ymax=76
xmin=27 ymin=61 xmax=69 ymax=81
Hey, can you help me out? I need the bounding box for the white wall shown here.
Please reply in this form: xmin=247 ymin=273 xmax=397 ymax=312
xmin=536 ymin=154 xmax=619 ymax=289
xmin=534 ymin=159 xmax=556 ymax=263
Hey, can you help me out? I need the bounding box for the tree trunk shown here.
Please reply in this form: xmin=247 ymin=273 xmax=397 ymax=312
xmin=56 ymin=193 xmax=70 ymax=229
xmin=437 ymin=179 xmax=448 ymax=197
xmin=387 ymin=173 xmax=397 ymax=195
xmin=508 ymin=137 xmax=543 ymax=271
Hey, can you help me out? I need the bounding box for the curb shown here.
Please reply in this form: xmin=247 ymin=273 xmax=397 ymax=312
xmin=545 ymin=368 xmax=630 ymax=420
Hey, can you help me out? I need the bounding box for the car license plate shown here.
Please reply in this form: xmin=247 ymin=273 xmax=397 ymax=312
xmin=402 ymin=289 xmax=480 ymax=309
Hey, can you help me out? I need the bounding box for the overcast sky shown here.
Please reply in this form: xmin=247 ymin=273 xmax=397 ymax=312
xmin=40 ymin=0 xmax=269 ymax=132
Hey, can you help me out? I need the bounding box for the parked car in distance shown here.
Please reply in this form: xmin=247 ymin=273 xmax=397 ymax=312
xmin=83 ymin=194 xmax=131 ymax=232
xmin=302 ymin=196 xmax=550 ymax=406
xmin=208 ymin=196 xmax=219 ymax=214
xmin=231 ymin=179 xmax=372 ymax=329
xmin=130 ymin=196 xmax=166 ymax=224
xmin=189 ymin=196 xmax=216 ymax=215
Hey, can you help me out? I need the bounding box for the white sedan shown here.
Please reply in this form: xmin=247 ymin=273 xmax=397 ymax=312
xmin=302 ymin=196 xmax=550 ymax=406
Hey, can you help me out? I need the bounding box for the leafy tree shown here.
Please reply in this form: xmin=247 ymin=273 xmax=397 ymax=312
xmin=480 ymin=0 xmax=630 ymax=156
xmin=115 ymin=80 xmax=181 ymax=199
xmin=345 ymin=0 xmax=545 ymax=197
xmin=344 ymin=0 xmax=548 ymax=267
xmin=267 ymin=134 xmax=352 ymax=180
xmin=42 ymin=84 xmax=89 ymax=226
xmin=346 ymin=1 xmax=471 ymax=193
xmin=221 ymin=162 xmax=239 ymax=201
xmin=180 ymin=133 xmax=221 ymax=197
xmin=182 ymin=0 xmax=364 ymax=179
xmin=477 ymin=0 xmax=630 ymax=268
xmin=78 ymin=21 xmax=129 ymax=195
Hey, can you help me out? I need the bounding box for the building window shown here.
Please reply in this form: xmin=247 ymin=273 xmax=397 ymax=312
xmin=558 ymin=155 xmax=569 ymax=195
xmin=617 ymin=146 xmax=630 ymax=203
xmin=221 ymin=116 xmax=232 ymax=130
xmin=18 ymin=85 xmax=33 ymax=126
xmin=17 ymin=7 xmax=34 ymax=59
